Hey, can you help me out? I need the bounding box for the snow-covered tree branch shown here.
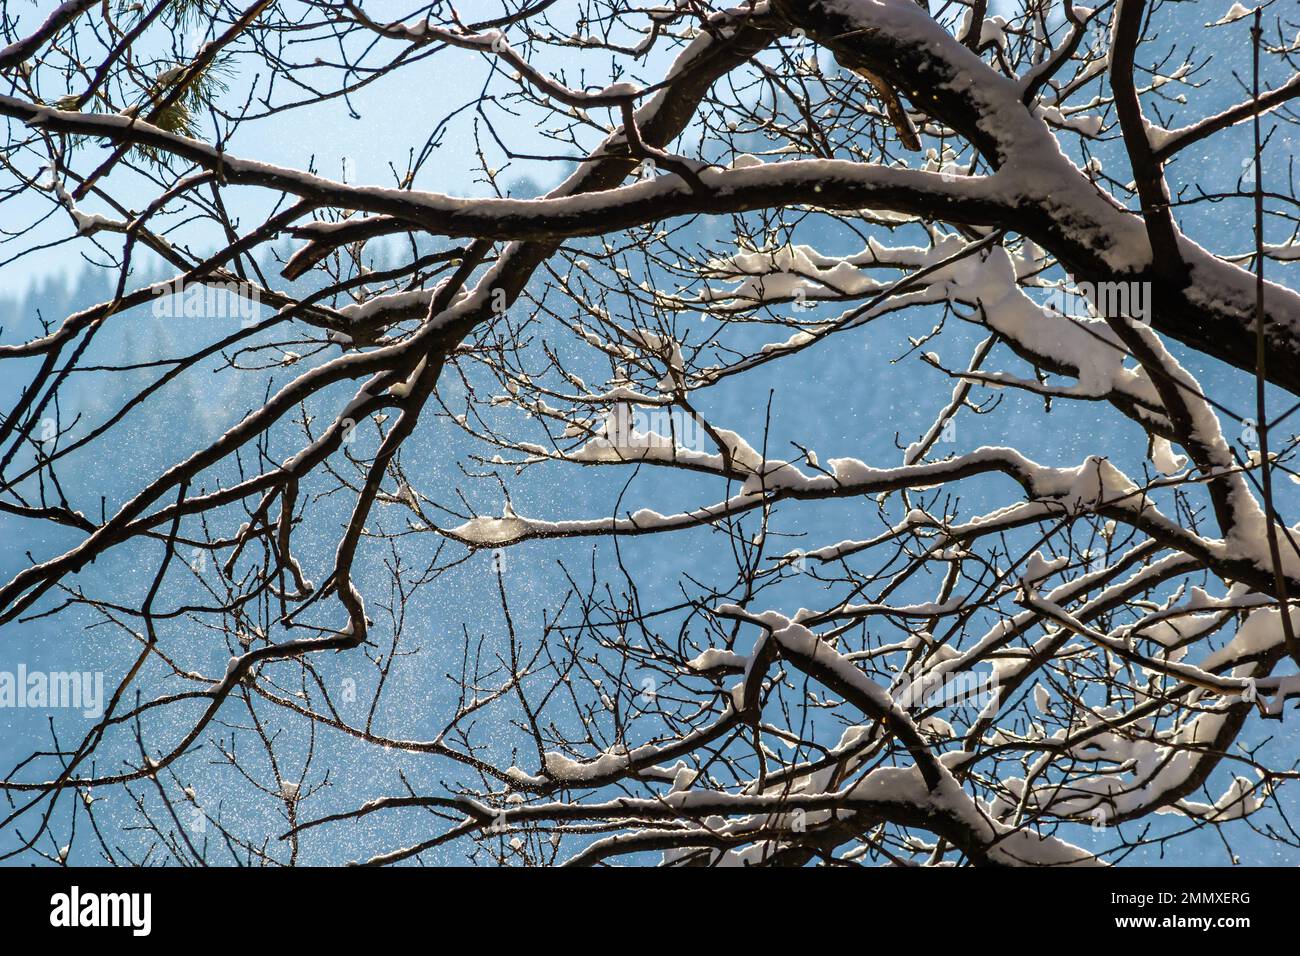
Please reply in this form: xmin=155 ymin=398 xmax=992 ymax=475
xmin=1 ymin=0 xmax=1298 ymax=867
